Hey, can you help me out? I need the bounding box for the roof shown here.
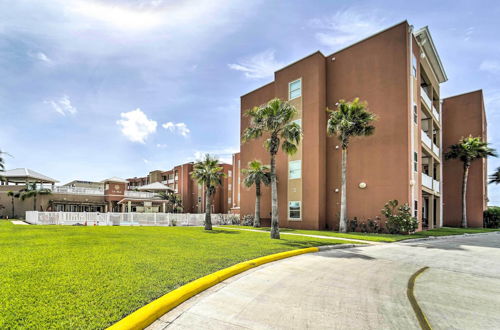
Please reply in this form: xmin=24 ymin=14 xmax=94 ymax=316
xmin=415 ymin=26 xmax=448 ymax=83
xmin=0 ymin=168 xmax=58 ymax=183
xmin=137 ymin=182 xmax=174 ymax=191
xmin=101 ymin=177 xmax=128 ymax=183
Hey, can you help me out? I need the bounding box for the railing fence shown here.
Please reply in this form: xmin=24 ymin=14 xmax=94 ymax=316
xmin=25 ymin=211 xmax=240 ymax=227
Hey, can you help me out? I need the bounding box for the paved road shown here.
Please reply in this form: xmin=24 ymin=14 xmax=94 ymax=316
xmin=149 ymin=233 xmax=500 ymax=330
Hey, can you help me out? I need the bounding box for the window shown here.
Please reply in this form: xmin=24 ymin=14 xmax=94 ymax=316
xmin=289 ymin=160 xmax=301 ymax=179
xmin=228 ymin=184 xmax=232 ymax=191
xmin=414 ymin=200 xmax=418 ymax=218
xmin=289 ymin=79 xmax=301 ymax=100
xmin=413 ymin=152 xmax=418 ymax=172
xmin=413 ymin=104 xmax=418 ymax=124
xmin=228 ymin=170 xmax=232 ymax=178
xmin=289 ymin=201 xmax=301 ymax=219
xmin=228 ymin=197 xmax=232 ymax=205
xmin=412 ymin=54 xmax=417 ymax=77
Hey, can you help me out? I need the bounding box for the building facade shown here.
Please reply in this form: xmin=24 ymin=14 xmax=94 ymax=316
xmin=239 ymin=21 xmax=488 ymax=229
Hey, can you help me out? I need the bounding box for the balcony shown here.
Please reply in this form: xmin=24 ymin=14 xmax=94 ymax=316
xmin=52 ymin=186 xmax=104 ymax=195
xmin=421 ymin=131 xmax=441 ymax=157
xmin=421 ymin=87 xmax=432 ymax=110
xmin=124 ymin=191 xmax=159 ymax=199
xmin=422 ymin=173 xmax=440 ymax=193
xmin=432 ymin=105 xmax=440 ymax=123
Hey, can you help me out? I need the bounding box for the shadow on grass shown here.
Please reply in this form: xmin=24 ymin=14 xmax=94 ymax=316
xmin=277 ymin=239 xmax=333 ymax=248
xmin=204 ymin=229 xmax=241 ymax=234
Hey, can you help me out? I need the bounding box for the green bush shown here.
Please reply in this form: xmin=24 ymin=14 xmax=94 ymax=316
xmin=242 ymin=214 xmax=254 ymax=226
xmin=484 ymin=207 xmax=500 ymax=228
xmin=381 ymin=200 xmax=418 ymax=234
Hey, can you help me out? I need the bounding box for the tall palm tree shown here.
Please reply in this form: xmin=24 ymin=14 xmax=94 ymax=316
xmin=20 ymin=182 xmax=52 ymax=211
xmin=191 ymin=154 xmax=225 ymax=230
xmin=242 ymin=160 xmax=271 ymax=228
xmin=489 ymin=167 xmax=500 ymax=185
xmin=445 ymin=136 xmax=496 ymax=228
xmin=327 ymin=98 xmax=376 ymax=233
xmin=6 ymin=191 xmax=20 ymax=218
xmin=242 ymin=98 xmax=301 ymax=239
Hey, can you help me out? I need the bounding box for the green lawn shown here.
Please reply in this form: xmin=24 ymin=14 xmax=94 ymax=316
xmin=0 ymin=221 xmax=356 ymax=329
xmin=222 ymin=225 xmax=500 ymax=242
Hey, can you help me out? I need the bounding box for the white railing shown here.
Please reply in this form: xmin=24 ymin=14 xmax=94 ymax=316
xmin=433 ymin=179 xmax=440 ymax=193
xmin=433 ymin=143 xmax=440 ymax=156
xmin=432 ymin=105 xmax=440 ymax=123
xmin=25 ymin=211 xmax=240 ymax=227
xmin=422 ymin=173 xmax=433 ymax=190
xmin=52 ymin=186 xmax=104 ymax=195
xmin=421 ymin=130 xmax=432 ymax=149
xmin=124 ymin=191 xmax=158 ymax=199
xmin=421 ymin=87 xmax=432 ymax=110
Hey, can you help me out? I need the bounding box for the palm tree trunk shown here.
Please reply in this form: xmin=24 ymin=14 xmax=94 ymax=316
xmin=461 ymin=162 xmax=470 ymax=228
xmin=34 ymin=194 xmax=37 ymax=211
xmin=339 ymin=147 xmax=348 ymax=233
xmin=254 ymin=182 xmax=261 ymax=227
xmin=204 ymin=188 xmax=212 ymax=230
xmin=270 ymin=153 xmax=280 ymax=239
xmin=11 ymin=197 xmax=15 ymax=218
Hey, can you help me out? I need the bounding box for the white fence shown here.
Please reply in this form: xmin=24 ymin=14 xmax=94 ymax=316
xmin=25 ymin=211 xmax=239 ymax=227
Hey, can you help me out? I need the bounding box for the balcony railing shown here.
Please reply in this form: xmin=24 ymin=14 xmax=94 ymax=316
xmin=421 ymin=87 xmax=432 ymax=110
xmin=52 ymin=186 xmax=104 ymax=195
xmin=433 ymin=143 xmax=440 ymax=156
xmin=432 ymin=105 xmax=440 ymax=122
xmin=421 ymin=130 xmax=432 ymax=149
xmin=124 ymin=191 xmax=159 ymax=199
xmin=422 ymin=173 xmax=440 ymax=193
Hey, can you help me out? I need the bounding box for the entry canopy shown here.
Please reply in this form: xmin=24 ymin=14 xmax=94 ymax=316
xmin=0 ymin=168 xmax=58 ymax=184
xmin=137 ymin=182 xmax=174 ymax=192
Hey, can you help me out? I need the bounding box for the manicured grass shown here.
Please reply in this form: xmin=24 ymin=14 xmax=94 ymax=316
xmin=0 ymin=221 xmax=356 ymax=329
xmin=223 ymin=225 xmax=500 ymax=242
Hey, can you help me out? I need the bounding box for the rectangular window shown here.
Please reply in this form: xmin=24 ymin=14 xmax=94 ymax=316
xmin=289 ymin=79 xmax=301 ymax=100
xmin=289 ymin=160 xmax=301 ymax=179
xmin=289 ymin=201 xmax=301 ymax=219
xmin=413 ymin=152 xmax=418 ymax=172
xmin=412 ymin=54 xmax=417 ymax=77
xmin=228 ymin=170 xmax=232 ymax=178
xmin=413 ymin=104 xmax=418 ymax=124
xmin=414 ymin=200 xmax=418 ymax=218
xmin=228 ymin=184 xmax=232 ymax=191
xmin=228 ymin=197 xmax=232 ymax=205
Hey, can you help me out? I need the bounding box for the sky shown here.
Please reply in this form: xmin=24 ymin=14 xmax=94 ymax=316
xmin=1 ymin=0 xmax=500 ymax=203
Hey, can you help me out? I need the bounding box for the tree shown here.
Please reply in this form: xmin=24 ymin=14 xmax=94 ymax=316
xmin=242 ymin=98 xmax=301 ymax=239
xmin=6 ymin=191 xmax=20 ymax=218
xmin=157 ymin=191 xmax=183 ymax=213
xmin=242 ymin=160 xmax=271 ymax=227
xmin=20 ymin=182 xmax=52 ymax=211
xmin=327 ymin=98 xmax=376 ymax=233
xmin=445 ymin=136 xmax=496 ymax=228
xmin=489 ymin=167 xmax=500 ymax=185
xmin=190 ymin=154 xmax=225 ymax=230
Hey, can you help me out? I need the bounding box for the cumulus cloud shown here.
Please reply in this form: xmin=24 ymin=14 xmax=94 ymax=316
xmin=228 ymin=49 xmax=284 ymax=79
xmin=29 ymin=51 xmax=52 ymax=64
xmin=45 ymin=95 xmax=77 ymax=116
xmin=192 ymin=147 xmax=239 ymax=164
xmin=156 ymin=143 xmax=167 ymax=148
xmin=310 ymin=8 xmax=386 ymax=48
xmin=162 ymin=121 xmax=190 ymax=137
xmin=116 ymin=108 xmax=157 ymax=143
xmin=479 ymin=60 xmax=500 ymax=74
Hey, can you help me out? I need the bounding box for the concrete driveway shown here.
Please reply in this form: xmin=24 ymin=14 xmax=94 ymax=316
xmin=149 ymin=232 xmax=500 ymax=330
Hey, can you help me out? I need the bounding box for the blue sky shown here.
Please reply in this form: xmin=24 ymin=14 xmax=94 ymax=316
xmin=1 ymin=0 xmax=500 ymax=203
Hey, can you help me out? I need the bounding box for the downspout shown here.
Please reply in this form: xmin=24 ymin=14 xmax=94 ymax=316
xmin=409 ymin=25 xmax=416 ymax=218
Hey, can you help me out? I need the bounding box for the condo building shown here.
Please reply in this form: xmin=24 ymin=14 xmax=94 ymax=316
xmin=239 ymin=21 xmax=488 ymax=229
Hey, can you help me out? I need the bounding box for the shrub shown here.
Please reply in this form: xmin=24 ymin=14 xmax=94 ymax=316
xmin=484 ymin=207 xmax=500 ymax=228
xmin=356 ymin=217 xmax=382 ymax=233
xmin=227 ymin=214 xmax=240 ymax=225
xmin=242 ymin=214 xmax=254 ymax=226
xmin=347 ymin=217 xmax=358 ymax=232
xmin=381 ymin=200 xmax=418 ymax=234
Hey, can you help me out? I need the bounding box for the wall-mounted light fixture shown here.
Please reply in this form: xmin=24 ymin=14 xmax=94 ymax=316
xmin=335 ymin=188 xmax=339 ymax=193
xmin=359 ymin=182 xmax=367 ymax=189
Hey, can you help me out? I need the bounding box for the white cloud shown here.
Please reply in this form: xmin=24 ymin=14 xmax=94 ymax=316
xmin=162 ymin=122 xmax=190 ymax=137
xmin=228 ymin=49 xmax=284 ymax=79
xmin=156 ymin=143 xmax=167 ymax=148
xmin=116 ymin=108 xmax=157 ymax=143
xmin=191 ymin=147 xmax=239 ymax=164
xmin=464 ymin=26 xmax=475 ymax=41
xmin=45 ymin=95 xmax=77 ymax=116
xmin=143 ymin=159 xmax=149 ymax=164
xmin=310 ymin=8 xmax=386 ymax=48
xmin=29 ymin=51 xmax=52 ymax=64
xmin=479 ymin=60 xmax=500 ymax=74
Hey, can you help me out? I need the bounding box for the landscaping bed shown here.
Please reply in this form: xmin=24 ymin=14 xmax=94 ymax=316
xmin=0 ymin=221 xmax=354 ymax=329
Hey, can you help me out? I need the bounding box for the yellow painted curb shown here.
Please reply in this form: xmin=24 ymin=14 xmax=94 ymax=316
xmin=108 ymin=246 xmax=319 ymax=330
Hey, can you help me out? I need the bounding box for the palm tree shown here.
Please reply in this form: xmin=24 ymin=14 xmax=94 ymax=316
xmin=6 ymin=191 xmax=20 ymax=218
xmin=191 ymin=154 xmax=225 ymax=230
xmin=445 ymin=136 xmax=496 ymax=228
xmin=327 ymin=98 xmax=376 ymax=233
xmin=242 ymin=98 xmax=301 ymax=239
xmin=489 ymin=167 xmax=500 ymax=184
xmin=157 ymin=192 xmax=183 ymax=213
xmin=242 ymin=160 xmax=271 ymax=227
xmin=20 ymin=182 xmax=52 ymax=211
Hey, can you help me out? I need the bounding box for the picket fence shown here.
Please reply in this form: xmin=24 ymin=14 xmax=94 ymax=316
xmin=25 ymin=211 xmax=239 ymax=227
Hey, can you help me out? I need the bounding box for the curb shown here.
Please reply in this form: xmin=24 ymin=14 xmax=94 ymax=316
xmin=399 ymin=231 xmax=499 ymax=243
xmin=108 ymin=244 xmax=356 ymax=330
